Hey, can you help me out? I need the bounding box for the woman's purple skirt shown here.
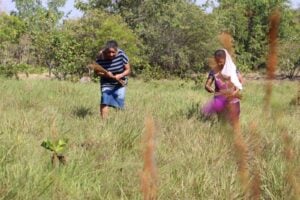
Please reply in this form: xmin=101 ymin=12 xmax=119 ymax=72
xmin=202 ymin=95 xmax=227 ymax=117
xmin=202 ymin=95 xmax=241 ymax=122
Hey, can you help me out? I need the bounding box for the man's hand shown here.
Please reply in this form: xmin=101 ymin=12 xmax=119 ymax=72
xmin=106 ymin=71 xmax=115 ymax=79
xmin=114 ymin=73 xmax=123 ymax=81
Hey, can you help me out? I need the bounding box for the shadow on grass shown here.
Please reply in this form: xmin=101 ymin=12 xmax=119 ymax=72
xmin=185 ymin=102 xmax=203 ymax=120
xmin=72 ymin=106 xmax=93 ymax=118
xmin=181 ymin=102 xmax=219 ymax=126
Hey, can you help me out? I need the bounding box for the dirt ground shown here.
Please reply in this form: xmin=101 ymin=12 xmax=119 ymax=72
xmin=17 ymin=73 xmax=55 ymax=80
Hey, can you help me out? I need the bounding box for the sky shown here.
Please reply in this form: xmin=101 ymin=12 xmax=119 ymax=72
xmin=1 ymin=0 xmax=299 ymax=19
xmin=1 ymin=0 xmax=83 ymax=19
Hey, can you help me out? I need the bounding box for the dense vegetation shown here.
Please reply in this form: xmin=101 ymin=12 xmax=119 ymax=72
xmin=0 ymin=0 xmax=299 ymax=79
xmin=0 ymin=78 xmax=299 ymax=199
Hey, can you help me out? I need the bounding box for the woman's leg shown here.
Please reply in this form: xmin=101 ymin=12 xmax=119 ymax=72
xmin=227 ymin=101 xmax=240 ymax=124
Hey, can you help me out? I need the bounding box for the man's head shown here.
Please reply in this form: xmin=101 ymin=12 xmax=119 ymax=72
xmin=103 ymin=40 xmax=118 ymax=60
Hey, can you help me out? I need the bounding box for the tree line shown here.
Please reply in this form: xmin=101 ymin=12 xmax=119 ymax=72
xmin=0 ymin=0 xmax=299 ymax=80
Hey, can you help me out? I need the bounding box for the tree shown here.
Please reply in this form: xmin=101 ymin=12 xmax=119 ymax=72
xmin=0 ymin=13 xmax=27 ymax=77
xmin=41 ymin=10 xmax=142 ymax=79
xmin=278 ymin=8 xmax=300 ymax=79
xmin=10 ymin=0 xmax=68 ymax=75
xmin=133 ymin=0 xmax=218 ymax=75
xmin=213 ymin=0 xmax=295 ymax=71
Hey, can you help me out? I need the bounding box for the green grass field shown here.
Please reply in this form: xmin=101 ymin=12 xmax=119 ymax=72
xmin=0 ymin=78 xmax=299 ymax=200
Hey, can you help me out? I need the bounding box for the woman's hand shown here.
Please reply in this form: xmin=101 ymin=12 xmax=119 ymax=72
xmin=233 ymin=90 xmax=243 ymax=99
xmin=223 ymin=89 xmax=242 ymax=99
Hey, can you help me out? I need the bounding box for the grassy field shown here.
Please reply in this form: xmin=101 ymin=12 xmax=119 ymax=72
xmin=0 ymin=77 xmax=299 ymax=200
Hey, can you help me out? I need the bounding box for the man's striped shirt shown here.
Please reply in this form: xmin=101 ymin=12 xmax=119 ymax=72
xmin=96 ymin=49 xmax=129 ymax=89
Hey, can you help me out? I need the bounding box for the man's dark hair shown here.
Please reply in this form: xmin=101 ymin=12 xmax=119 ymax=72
xmin=105 ymin=40 xmax=118 ymax=50
xmin=214 ymin=49 xmax=226 ymax=58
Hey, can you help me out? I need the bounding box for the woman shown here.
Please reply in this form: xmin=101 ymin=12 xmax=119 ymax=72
xmin=203 ymin=49 xmax=243 ymax=123
xmin=96 ymin=40 xmax=131 ymax=118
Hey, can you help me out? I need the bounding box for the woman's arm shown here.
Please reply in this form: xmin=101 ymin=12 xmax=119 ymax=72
xmin=205 ymin=77 xmax=215 ymax=93
xmin=237 ymin=71 xmax=244 ymax=84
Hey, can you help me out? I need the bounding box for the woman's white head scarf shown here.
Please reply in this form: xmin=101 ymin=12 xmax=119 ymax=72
xmin=221 ymin=49 xmax=243 ymax=90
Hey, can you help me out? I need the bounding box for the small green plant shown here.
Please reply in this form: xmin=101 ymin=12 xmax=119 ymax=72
xmin=41 ymin=139 xmax=68 ymax=167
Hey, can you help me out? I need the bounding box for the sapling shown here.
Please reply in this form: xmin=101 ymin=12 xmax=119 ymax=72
xmin=41 ymin=139 xmax=68 ymax=167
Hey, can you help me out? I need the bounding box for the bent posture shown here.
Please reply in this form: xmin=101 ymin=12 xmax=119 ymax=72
xmin=203 ymin=49 xmax=243 ymax=123
xmin=96 ymin=40 xmax=131 ymax=118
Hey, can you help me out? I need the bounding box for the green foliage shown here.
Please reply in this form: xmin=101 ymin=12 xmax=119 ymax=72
xmin=133 ymin=0 xmax=218 ymax=75
xmin=13 ymin=0 xmax=66 ymax=22
xmin=41 ymin=139 xmax=68 ymax=154
xmin=0 ymin=0 xmax=299 ymax=79
xmin=0 ymin=14 xmax=27 ymax=69
xmin=0 ymin=63 xmax=44 ymax=79
xmin=279 ymin=40 xmax=300 ymax=79
xmin=278 ymin=9 xmax=300 ymax=79
xmin=0 ymin=13 xmax=26 ymax=44
xmin=214 ymin=0 xmax=295 ymax=71
xmin=61 ymin=10 xmax=142 ymax=74
xmin=77 ymin=0 xmax=218 ymax=76
xmin=37 ymin=30 xmax=84 ymax=79
xmin=139 ymin=64 xmax=167 ymax=81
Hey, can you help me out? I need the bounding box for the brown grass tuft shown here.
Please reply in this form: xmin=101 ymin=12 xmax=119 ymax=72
xmin=51 ymin=116 xmax=58 ymax=140
xmin=282 ymin=132 xmax=294 ymax=161
xmin=219 ymin=32 xmax=251 ymax=196
xmin=208 ymin=57 xmax=217 ymax=71
xmin=233 ymin=125 xmax=250 ymax=194
xmin=248 ymin=122 xmax=262 ymax=200
xmin=228 ymin=103 xmax=250 ymax=196
xmin=140 ymin=115 xmax=158 ymax=200
xmin=218 ymin=32 xmax=236 ymax=60
xmin=282 ymin=132 xmax=300 ymax=199
xmin=264 ymin=9 xmax=281 ymax=111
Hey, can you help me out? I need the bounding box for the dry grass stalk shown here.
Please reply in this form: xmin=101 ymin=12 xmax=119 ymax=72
xmin=218 ymin=31 xmax=251 ymax=196
xmin=283 ymin=132 xmax=294 ymax=161
xmin=264 ymin=9 xmax=280 ymax=111
xmin=282 ymin=132 xmax=300 ymax=199
xmin=228 ymin=103 xmax=250 ymax=196
xmin=296 ymin=83 xmax=300 ymax=105
xmin=51 ymin=116 xmax=58 ymax=140
xmin=208 ymin=57 xmax=217 ymax=71
xmin=141 ymin=115 xmax=158 ymax=200
xmin=248 ymin=122 xmax=262 ymax=200
xmin=218 ymin=32 xmax=236 ymax=60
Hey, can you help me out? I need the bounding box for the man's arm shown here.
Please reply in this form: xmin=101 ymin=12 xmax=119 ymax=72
xmin=87 ymin=63 xmax=114 ymax=79
xmin=115 ymin=63 xmax=131 ymax=81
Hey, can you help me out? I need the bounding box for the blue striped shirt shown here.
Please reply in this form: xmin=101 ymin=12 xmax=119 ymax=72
xmin=96 ymin=49 xmax=129 ymax=89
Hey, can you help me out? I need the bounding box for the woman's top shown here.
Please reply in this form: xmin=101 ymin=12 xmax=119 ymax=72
xmin=208 ymin=70 xmax=240 ymax=103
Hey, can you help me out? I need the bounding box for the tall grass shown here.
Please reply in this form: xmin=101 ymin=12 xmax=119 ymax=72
xmin=0 ymin=78 xmax=299 ymax=199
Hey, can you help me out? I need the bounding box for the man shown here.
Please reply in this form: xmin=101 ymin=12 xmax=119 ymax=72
xmin=96 ymin=40 xmax=131 ymax=118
